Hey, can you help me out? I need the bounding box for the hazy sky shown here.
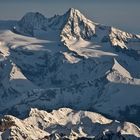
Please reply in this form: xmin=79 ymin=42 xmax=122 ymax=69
xmin=0 ymin=0 xmax=139 ymax=34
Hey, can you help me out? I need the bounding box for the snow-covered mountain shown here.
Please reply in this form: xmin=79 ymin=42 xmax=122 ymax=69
xmin=0 ymin=8 xmax=140 ymax=139
xmin=1 ymin=108 xmax=140 ymax=140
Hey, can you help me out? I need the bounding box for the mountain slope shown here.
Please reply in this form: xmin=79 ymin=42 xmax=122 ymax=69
xmin=0 ymin=8 xmax=140 ymax=127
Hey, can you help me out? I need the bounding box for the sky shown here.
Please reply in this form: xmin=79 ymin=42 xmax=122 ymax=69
xmin=0 ymin=0 xmax=139 ymax=34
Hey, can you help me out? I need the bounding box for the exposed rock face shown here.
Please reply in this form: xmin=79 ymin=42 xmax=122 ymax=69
xmin=0 ymin=108 xmax=140 ymax=140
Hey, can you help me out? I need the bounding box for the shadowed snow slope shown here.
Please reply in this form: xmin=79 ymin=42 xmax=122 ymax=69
xmin=0 ymin=8 xmax=140 ymax=132
xmin=1 ymin=108 xmax=140 ymax=140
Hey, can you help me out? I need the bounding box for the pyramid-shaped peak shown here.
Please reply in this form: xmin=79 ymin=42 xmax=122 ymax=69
xmin=66 ymin=8 xmax=85 ymax=18
xmin=68 ymin=8 xmax=81 ymax=14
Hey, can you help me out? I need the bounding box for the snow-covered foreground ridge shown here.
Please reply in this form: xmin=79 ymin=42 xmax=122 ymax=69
xmin=1 ymin=108 xmax=140 ymax=140
xmin=0 ymin=8 xmax=140 ymax=129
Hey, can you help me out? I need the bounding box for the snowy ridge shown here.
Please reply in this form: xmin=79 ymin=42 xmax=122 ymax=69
xmin=110 ymin=27 xmax=139 ymax=49
xmin=106 ymin=58 xmax=132 ymax=82
xmin=112 ymin=58 xmax=132 ymax=79
xmin=0 ymin=108 xmax=140 ymax=140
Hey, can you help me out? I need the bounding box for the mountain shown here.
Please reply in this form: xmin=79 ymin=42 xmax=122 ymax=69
xmin=1 ymin=108 xmax=140 ymax=140
xmin=0 ymin=8 xmax=140 ymax=138
xmin=14 ymin=8 xmax=140 ymax=50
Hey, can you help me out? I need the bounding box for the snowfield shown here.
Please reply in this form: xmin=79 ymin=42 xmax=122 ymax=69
xmin=0 ymin=8 xmax=140 ymax=139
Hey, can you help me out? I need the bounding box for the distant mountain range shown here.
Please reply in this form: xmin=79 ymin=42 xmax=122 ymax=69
xmin=0 ymin=8 xmax=140 ymax=139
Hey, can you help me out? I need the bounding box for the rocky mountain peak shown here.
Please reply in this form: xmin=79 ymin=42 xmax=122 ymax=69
xmin=66 ymin=8 xmax=85 ymax=19
xmin=14 ymin=12 xmax=47 ymax=36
